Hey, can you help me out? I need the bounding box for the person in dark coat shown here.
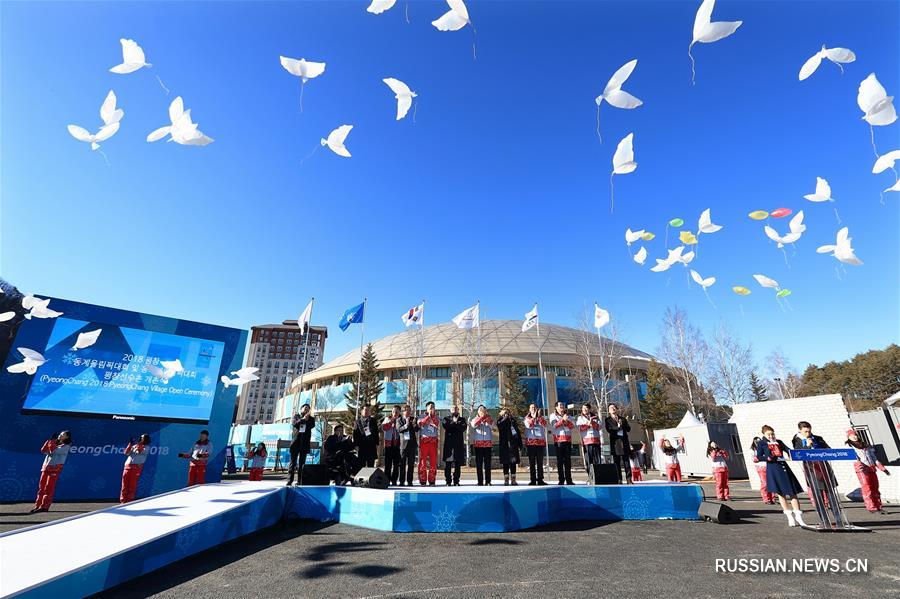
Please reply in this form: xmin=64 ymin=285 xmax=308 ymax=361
xmin=322 ymin=424 xmax=356 ymax=485
xmin=396 ymin=404 xmax=419 ymax=486
xmin=756 ymin=425 xmax=808 ymax=528
xmin=442 ymin=405 xmax=467 ymax=486
xmin=353 ymin=405 xmax=380 ymax=468
xmin=604 ymin=403 xmax=632 ymax=484
xmin=792 ymin=421 xmax=841 ymax=525
xmin=286 ymin=404 xmax=315 ymax=486
xmin=497 ymin=408 xmax=523 ymax=485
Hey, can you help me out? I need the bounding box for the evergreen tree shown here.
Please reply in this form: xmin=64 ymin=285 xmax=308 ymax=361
xmin=342 ymin=343 xmax=385 ymax=427
xmin=503 ymin=363 xmax=529 ymax=416
xmin=749 ymin=371 xmax=768 ymax=402
xmin=639 ymin=359 xmax=678 ymax=431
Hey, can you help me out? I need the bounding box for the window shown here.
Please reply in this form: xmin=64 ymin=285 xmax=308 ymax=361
xmin=427 ymin=367 xmax=451 ymax=378
xmin=338 ymin=375 xmax=354 ymax=384
xmin=730 ymin=434 xmax=743 ymax=455
xmin=853 ymin=426 xmax=873 ymax=446
xmin=392 ymin=369 xmax=408 ymax=380
xmin=525 ymin=366 xmax=540 ymax=377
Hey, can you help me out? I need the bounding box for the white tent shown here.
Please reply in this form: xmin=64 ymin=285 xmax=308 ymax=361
xmin=676 ymin=410 xmax=703 ymax=428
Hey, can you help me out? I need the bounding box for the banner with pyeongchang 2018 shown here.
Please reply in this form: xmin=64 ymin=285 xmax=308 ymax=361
xmin=0 ymin=292 xmax=247 ymax=502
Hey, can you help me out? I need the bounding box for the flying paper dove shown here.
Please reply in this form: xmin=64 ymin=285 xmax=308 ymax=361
xmin=71 ymin=329 xmax=102 ymax=351
xmin=689 ymin=0 xmax=742 ymax=85
xmin=147 ymin=97 xmax=213 ymax=146
xmin=280 ymin=56 xmax=326 ymax=111
xmin=817 ymin=227 xmax=862 ymax=265
xmin=383 ymin=78 xmax=417 ymax=120
xmin=595 ymin=59 xmax=642 ymax=142
xmin=321 ymin=125 xmax=353 ymax=157
xmin=7 ymin=348 xmax=47 ymax=375
xmin=799 ymin=45 xmax=856 ymax=81
xmin=68 ymin=90 xmax=123 ymax=151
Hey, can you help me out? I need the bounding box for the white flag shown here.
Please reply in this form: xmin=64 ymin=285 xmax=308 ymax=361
xmin=297 ymin=300 xmax=313 ymax=331
xmin=522 ymin=304 xmax=538 ymax=332
xmin=594 ymin=303 xmax=610 ymax=329
xmin=401 ymin=303 xmax=425 ymax=327
xmin=452 ymin=303 xmax=480 ymax=329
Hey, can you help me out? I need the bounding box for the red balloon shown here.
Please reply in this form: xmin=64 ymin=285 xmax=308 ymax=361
xmin=770 ymin=208 xmax=793 ymax=218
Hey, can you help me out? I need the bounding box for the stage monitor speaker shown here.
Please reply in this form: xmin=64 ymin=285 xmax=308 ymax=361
xmin=354 ymin=467 xmax=389 ymax=489
xmin=698 ymin=501 xmax=739 ymax=524
xmin=299 ymin=464 xmax=330 ymax=486
xmin=591 ymin=464 xmax=619 ymax=485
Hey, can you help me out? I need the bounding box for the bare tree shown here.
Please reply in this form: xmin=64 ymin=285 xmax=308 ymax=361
xmin=568 ymin=308 xmax=631 ymax=416
xmin=384 ymin=325 xmax=427 ymax=414
xmin=657 ymin=306 xmax=709 ymax=415
xmin=765 ymin=349 xmax=802 ymax=399
xmin=709 ymin=323 xmax=755 ymax=405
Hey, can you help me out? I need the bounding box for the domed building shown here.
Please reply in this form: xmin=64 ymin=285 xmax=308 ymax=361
xmin=274 ymin=320 xmax=657 ymax=437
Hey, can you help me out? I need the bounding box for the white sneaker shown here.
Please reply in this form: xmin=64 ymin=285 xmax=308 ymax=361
xmin=792 ymin=510 xmax=807 ymax=527
xmin=784 ymin=509 xmax=797 ymax=527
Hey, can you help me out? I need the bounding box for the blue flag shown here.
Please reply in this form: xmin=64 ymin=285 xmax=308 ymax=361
xmin=339 ymin=302 xmax=365 ymax=331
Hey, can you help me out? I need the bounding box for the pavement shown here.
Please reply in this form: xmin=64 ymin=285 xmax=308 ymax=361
xmin=4 ymin=474 xmax=899 ymax=598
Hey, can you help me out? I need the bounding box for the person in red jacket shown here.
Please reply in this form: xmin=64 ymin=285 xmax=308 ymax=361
xmin=549 ymin=401 xmax=575 ymax=485
xmin=577 ymin=403 xmax=603 ymax=481
xmin=846 ymin=429 xmax=890 ymax=513
xmin=31 ymin=431 xmax=72 ymax=513
xmin=629 ymin=448 xmax=643 ymax=482
xmin=707 ymin=441 xmax=731 ymax=500
xmin=184 ymin=430 xmax=212 ymax=486
xmin=120 ymin=434 xmax=150 ymax=503
xmin=417 ymin=401 xmax=440 ymax=486
xmin=659 ymin=436 xmax=685 ymax=482
xmin=246 ymin=442 xmax=267 ymax=481
xmin=470 ymin=405 xmax=494 ymax=486
xmin=523 ymin=404 xmax=548 ymax=485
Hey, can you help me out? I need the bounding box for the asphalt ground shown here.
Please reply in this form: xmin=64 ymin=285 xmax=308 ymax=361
xmin=5 ymin=475 xmax=898 ymax=598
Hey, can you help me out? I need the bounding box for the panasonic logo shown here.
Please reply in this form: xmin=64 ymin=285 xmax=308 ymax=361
xmin=112 ymin=415 xmax=136 ymax=420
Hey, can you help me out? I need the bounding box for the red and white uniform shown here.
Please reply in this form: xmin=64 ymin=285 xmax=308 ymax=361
xmin=247 ymin=447 xmax=267 ymax=481
xmin=629 ymin=454 xmax=643 ymax=482
xmin=470 ymin=415 xmax=494 ymax=447
xmin=382 ymin=418 xmax=400 ymax=447
xmin=188 ymin=440 xmax=212 ymax=486
xmin=524 ymin=414 xmax=547 ymax=447
xmin=709 ymin=448 xmax=730 ymax=500
xmin=576 ymin=415 xmax=602 ymax=445
xmin=549 ymin=413 xmax=575 ymax=443
xmin=752 ymin=455 xmax=775 ymax=503
xmin=850 ymin=445 xmax=888 ymax=512
xmin=120 ymin=442 xmax=148 ymax=503
xmin=660 ymin=439 xmax=684 ymax=482
xmin=34 ymin=440 xmax=70 ymax=510
xmin=417 ymin=414 xmax=440 ymax=484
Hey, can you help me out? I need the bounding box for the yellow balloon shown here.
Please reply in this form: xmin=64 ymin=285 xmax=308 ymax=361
xmin=641 ymin=232 xmax=655 ymax=241
xmin=679 ymin=230 xmax=698 ymax=245
xmin=748 ymin=210 xmax=769 ymax=220
xmin=732 ymin=286 xmax=751 ymax=295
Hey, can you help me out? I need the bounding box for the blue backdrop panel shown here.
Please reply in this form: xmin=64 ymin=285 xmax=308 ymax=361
xmin=0 ymin=296 xmax=246 ymax=501
xmin=15 ymin=489 xmax=285 ymax=599
xmin=284 ymin=484 xmax=702 ymax=532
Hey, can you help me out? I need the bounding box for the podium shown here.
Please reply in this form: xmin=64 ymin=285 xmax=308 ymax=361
xmin=789 ymin=448 xmax=869 ymax=533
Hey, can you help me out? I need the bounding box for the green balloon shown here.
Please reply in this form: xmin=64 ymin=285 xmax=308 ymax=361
xmin=776 ymin=289 xmax=792 ymax=298
xmin=669 ymin=218 xmax=684 ymax=227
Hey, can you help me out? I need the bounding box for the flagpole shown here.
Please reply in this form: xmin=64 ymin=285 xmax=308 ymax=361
xmin=595 ymin=301 xmax=606 ymax=411
xmin=293 ymin=297 xmax=314 ymax=415
xmin=417 ymin=299 xmax=426 ymax=413
xmin=355 ymin=298 xmax=367 ymax=420
xmin=534 ymin=303 xmax=550 ymax=470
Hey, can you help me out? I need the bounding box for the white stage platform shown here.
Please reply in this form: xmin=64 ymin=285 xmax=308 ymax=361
xmin=0 ymin=481 xmax=285 ymax=598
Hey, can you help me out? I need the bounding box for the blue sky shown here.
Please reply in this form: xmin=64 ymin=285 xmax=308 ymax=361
xmin=2 ymin=0 xmax=898 ymax=376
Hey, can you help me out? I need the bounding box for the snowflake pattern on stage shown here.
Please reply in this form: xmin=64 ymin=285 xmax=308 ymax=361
xmin=175 ymin=526 xmax=200 ymax=554
xmin=61 ymin=352 xmax=78 ymax=365
xmin=201 ymin=374 xmax=213 ymax=388
xmin=431 ymin=505 xmax=458 ymax=532
xmin=622 ymin=490 xmax=652 ymax=519
xmin=88 ymin=476 xmax=106 ymax=492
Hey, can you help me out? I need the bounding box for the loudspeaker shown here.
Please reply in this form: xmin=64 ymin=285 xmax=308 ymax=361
xmin=299 ymin=464 xmax=330 ymax=486
xmin=698 ymin=501 xmax=739 ymax=524
xmin=590 ymin=464 xmax=619 ymax=485
xmin=354 ymin=467 xmax=389 ymax=489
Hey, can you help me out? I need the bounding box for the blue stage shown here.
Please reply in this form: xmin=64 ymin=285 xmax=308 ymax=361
xmin=284 ymin=482 xmax=703 ymax=532
xmin=0 ymin=481 xmax=701 ymax=597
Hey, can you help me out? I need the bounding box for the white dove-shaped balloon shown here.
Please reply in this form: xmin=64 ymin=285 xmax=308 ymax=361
xmin=633 ymin=246 xmax=648 ymax=265
xmin=690 ymin=269 xmax=716 ymax=290
xmin=109 ymin=39 xmax=151 ymax=74
xmin=698 ymin=208 xmax=723 ymax=234
xmin=612 ymin=133 xmax=637 ymax=175
xmin=68 ymin=90 xmax=123 ymax=151
xmin=689 ymin=0 xmax=742 ymax=85
xmin=650 ymin=246 xmax=685 ymax=272
xmin=367 ymin=0 xmax=397 ymax=14
xmin=71 ymin=329 xmax=102 ymax=351
xmin=679 ymin=251 xmax=696 ymax=266
xmin=24 ymin=296 xmax=63 ymax=320
xmin=221 ymin=367 xmax=260 ymax=389
xmin=804 ymin=177 xmax=834 ymax=202
xmin=753 ymin=274 xmax=780 ymax=290
xmin=383 ymin=78 xmax=417 ymax=120
xmin=0 ymin=312 xmax=15 ymax=323
xmin=625 ymin=228 xmax=645 ymax=245
xmin=432 ymin=0 xmax=470 ymax=31
xmin=7 ymin=348 xmax=47 ymax=375
xmin=873 ymin=150 xmax=900 ymax=174
xmin=321 ymin=125 xmax=353 ymax=157
xmin=798 ymin=45 xmax=856 ymax=81
xmin=146 ymin=358 xmax=184 ymax=384
xmin=595 ymin=60 xmax=642 ymax=142
xmin=279 ymin=56 xmax=326 ymax=83
xmin=764 ymin=211 xmax=805 ymax=248
xmin=147 ymin=97 xmax=213 ymax=146
xmin=858 ymin=74 xmax=897 ymax=127
xmin=232 ymin=367 xmax=260 ymax=379
xmin=817 ymin=227 xmax=862 ymax=265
